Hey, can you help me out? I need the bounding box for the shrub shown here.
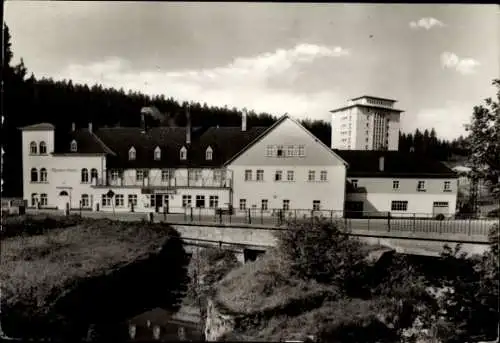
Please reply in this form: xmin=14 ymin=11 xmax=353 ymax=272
xmin=435 ymin=213 xmax=445 ymax=221
xmin=275 ymin=219 xmax=369 ymax=294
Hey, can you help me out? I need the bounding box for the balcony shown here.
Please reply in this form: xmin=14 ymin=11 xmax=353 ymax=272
xmin=91 ymin=176 xmax=232 ymax=189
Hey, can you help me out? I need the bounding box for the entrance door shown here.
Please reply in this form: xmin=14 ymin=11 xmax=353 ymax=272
xmin=57 ymin=191 xmax=69 ymax=211
xmin=345 ymin=201 xmax=364 ymax=218
xmin=155 ymin=194 xmax=163 ymax=213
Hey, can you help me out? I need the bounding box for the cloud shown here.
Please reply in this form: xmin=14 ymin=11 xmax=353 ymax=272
xmin=57 ymin=44 xmax=349 ymax=120
xmin=401 ymin=102 xmax=472 ymax=141
xmin=409 ymin=17 xmax=445 ymax=30
xmin=440 ymin=52 xmax=480 ymax=75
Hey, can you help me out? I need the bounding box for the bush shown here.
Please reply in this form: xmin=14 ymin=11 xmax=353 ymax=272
xmin=487 ymin=207 xmax=499 ymax=218
xmin=435 ymin=213 xmax=445 ymax=221
xmin=275 ymin=219 xmax=369 ymax=294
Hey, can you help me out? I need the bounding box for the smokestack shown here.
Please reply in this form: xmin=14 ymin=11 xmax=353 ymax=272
xmin=379 ymin=156 xmax=385 ymax=172
xmin=186 ymin=105 xmax=191 ymax=145
xmin=242 ymin=109 xmax=247 ymax=132
xmin=71 ymin=122 xmax=76 ymax=132
xmin=88 ymin=122 xmax=93 ymax=133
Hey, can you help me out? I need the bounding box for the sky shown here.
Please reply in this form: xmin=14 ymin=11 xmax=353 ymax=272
xmin=4 ymin=2 xmax=499 ymax=141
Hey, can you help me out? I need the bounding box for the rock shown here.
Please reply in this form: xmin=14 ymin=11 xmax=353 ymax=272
xmin=204 ymin=298 xmax=236 ymax=341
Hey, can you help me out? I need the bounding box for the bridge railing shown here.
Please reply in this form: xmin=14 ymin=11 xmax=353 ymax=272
xmin=177 ymin=207 xmax=497 ymax=237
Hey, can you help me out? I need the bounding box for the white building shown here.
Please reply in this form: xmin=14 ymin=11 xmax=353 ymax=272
xmin=20 ymin=112 xmax=348 ymax=215
xmin=335 ymin=150 xmax=459 ymax=218
xmin=330 ymin=95 xmax=404 ymax=151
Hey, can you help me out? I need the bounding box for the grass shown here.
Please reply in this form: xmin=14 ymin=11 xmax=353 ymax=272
xmin=1 ymin=215 xmax=175 ymax=314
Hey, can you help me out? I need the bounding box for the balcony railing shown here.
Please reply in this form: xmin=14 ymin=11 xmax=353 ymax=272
xmin=91 ymin=176 xmax=232 ymax=189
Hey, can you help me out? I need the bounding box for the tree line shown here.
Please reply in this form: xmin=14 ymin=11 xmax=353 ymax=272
xmin=1 ymin=24 xmax=469 ymax=197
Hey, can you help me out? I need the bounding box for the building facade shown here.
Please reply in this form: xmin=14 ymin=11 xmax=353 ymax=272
xmin=330 ymin=96 xmax=404 ymax=151
xmin=335 ymin=150 xmax=459 ymax=218
xmin=20 ymin=112 xmax=348 ymax=215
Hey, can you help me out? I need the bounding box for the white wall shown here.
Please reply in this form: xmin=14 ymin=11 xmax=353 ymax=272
xmin=228 ymin=117 xmax=347 ymax=213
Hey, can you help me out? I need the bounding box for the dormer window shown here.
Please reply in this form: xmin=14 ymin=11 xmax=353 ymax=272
xmin=180 ymin=146 xmax=187 ymax=160
xmin=70 ymin=140 xmax=77 ymax=152
xmin=154 ymin=146 xmax=161 ymax=161
xmin=129 ymin=147 xmax=136 ymax=160
xmin=30 ymin=141 xmax=37 ymax=154
xmin=205 ymin=146 xmax=213 ymax=160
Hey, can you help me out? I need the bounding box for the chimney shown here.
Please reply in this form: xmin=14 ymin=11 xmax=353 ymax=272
xmin=185 ymin=105 xmax=191 ymax=145
xmin=242 ymin=109 xmax=247 ymax=132
xmin=379 ymin=156 xmax=385 ymax=172
xmin=71 ymin=122 xmax=76 ymax=132
xmin=88 ymin=122 xmax=93 ymax=134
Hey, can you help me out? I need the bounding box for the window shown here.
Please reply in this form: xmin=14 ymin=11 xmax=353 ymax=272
xmin=308 ymin=170 xmax=315 ymax=182
xmin=417 ymin=181 xmax=426 ymax=192
xmin=196 ymin=195 xmax=205 ymax=208
xmin=261 ymin=199 xmax=268 ymax=210
xmin=115 ymin=194 xmax=124 ymax=207
xmin=136 ymin=170 xmax=144 ymax=182
xmin=101 ymin=194 xmax=112 ymax=207
xmin=266 ymin=145 xmax=274 ymax=157
xmin=91 ymin=168 xmax=98 ymax=181
xmin=287 ymin=170 xmax=294 ymax=181
xmin=129 ymin=147 xmax=136 ymax=160
xmin=393 ymin=180 xmax=399 ymax=190
xmin=150 ymin=195 xmax=156 ymax=208
xmin=298 ymin=145 xmax=305 ymax=157
xmin=283 ymin=199 xmax=290 ymax=210
xmin=40 ymin=168 xmax=47 ymax=182
xmin=128 ymin=194 xmax=137 ymax=207
xmin=40 ymin=193 xmax=48 ymax=206
xmin=443 ymin=181 xmax=451 ymax=192
xmin=180 ymin=146 xmax=187 ymax=160
xmin=111 ymin=170 xmax=119 ymax=181
xmin=391 ymin=201 xmax=408 ymax=211
xmin=81 ymin=168 xmax=89 ymax=183
xmin=189 ymin=169 xmax=202 ymax=181
xmin=287 ymin=145 xmax=294 ymax=157
xmin=39 ymin=141 xmax=47 ymax=154
xmin=245 ymin=169 xmax=252 ymax=181
xmin=206 ymin=146 xmax=213 ymax=160
xmin=274 ymin=170 xmax=283 ymax=181
xmin=182 ymin=195 xmax=192 ymax=208
xmin=209 ymin=195 xmax=219 ymax=208
xmin=30 ymin=141 xmax=37 ymax=154
xmin=433 ymin=201 xmax=449 ymax=208
xmin=351 ymin=179 xmax=358 ymax=189
xmin=313 ymin=200 xmax=321 ymax=211
xmin=239 ymin=199 xmax=247 ymax=210
xmin=70 ymin=140 xmax=77 ymax=152
xmin=320 ymin=170 xmax=327 ymax=181
xmin=30 ymin=168 xmax=38 ymax=182
xmin=161 ymin=169 xmax=171 ymax=182
xmin=31 ymin=193 xmax=37 ymax=207
xmin=154 ymin=146 xmax=161 ymax=161
xmin=213 ymin=169 xmax=223 ymax=181
xmin=256 ymin=169 xmax=264 ymax=181
xmin=277 ymin=145 xmax=284 ymax=157
xmin=81 ymin=194 xmax=89 ymax=208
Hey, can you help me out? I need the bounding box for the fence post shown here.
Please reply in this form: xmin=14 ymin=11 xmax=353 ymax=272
xmin=248 ymin=208 xmax=251 ymax=224
xmin=163 ymin=206 xmax=166 ymax=222
xmin=199 ymin=208 xmax=201 ymax=222
xmin=330 ymin=210 xmax=333 ymax=225
xmin=413 ymin=213 xmax=416 ymax=232
xmin=367 ymin=216 xmax=370 ymax=231
xmin=190 ymin=207 xmax=193 ymax=222
xmin=468 ymin=218 xmax=472 ymax=236
xmin=219 ymin=210 xmax=223 ymax=225
xmin=261 ymin=209 xmax=263 ymax=225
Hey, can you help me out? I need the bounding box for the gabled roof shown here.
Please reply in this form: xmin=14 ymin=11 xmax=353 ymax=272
xmin=224 ymin=115 xmax=349 ymax=167
xmin=334 ymin=150 xmax=458 ymax=179
xmin=53 ymin=129 xmax=114 ymax=155
xmin=19 ymin=123 xmax=55 ymax=131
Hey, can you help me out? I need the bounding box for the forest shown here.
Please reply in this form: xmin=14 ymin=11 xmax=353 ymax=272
xmin=1 ymin=24 xmax=469 ymax=197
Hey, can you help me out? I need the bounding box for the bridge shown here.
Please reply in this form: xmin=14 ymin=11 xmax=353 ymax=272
xmin=26 ymin=209 xmax=497 ymax=261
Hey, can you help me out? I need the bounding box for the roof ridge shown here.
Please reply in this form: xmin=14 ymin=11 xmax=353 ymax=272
xmin=91 ymin=131 xmax=117 ymax=156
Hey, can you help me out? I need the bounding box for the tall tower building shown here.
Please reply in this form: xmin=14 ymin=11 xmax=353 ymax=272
xmin=330 ymin=96 xmax=404 ymax=151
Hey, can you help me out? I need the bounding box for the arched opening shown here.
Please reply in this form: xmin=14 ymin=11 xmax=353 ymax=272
xmin=58 ymin=191 xmax=70 ymax=211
